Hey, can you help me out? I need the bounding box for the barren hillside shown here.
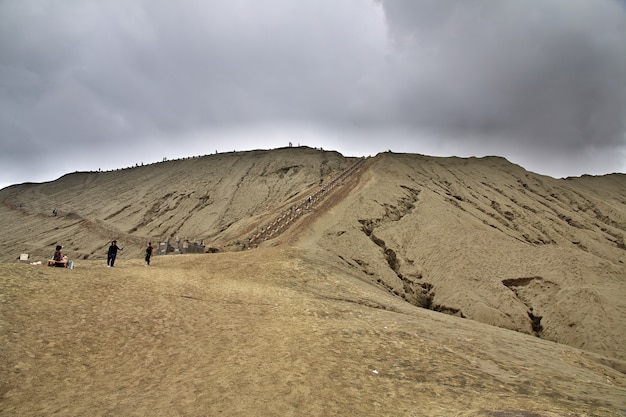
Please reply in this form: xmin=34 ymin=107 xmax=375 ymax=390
xmin=1 ymin=148 xmax=624 ymax=360
xmin=1 ymin=147 xmax=625 ymax=416
xmin=0 ymin=147 xmax=354 ymax=260
xmin=290 ymin=152 xmax=626 ymax=361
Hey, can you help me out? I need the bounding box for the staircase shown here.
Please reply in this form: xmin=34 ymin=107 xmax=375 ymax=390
xmin=246 ymin=157 xmax=367 ymax=247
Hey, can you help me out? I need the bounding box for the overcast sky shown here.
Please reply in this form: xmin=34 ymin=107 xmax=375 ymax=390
xmin=2 ymin=0 xmax=626 ymax=189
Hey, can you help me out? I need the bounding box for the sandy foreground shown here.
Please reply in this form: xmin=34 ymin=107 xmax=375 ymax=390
xmin=1 ymin=248 xmax=625 ymax=417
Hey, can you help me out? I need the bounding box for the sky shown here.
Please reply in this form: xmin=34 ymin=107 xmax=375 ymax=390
xmin=1 ymin=0 xmax=626 ymax=189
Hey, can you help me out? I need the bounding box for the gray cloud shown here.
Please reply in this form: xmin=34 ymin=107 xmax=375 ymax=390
xmin=375 ymin=1 xmax=626 ymax=144
xmin=1 ymin=0 xmax=625 ymax=188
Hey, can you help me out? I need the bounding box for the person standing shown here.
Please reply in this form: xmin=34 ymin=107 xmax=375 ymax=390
xmin=107 ymin=240 xmax=123 ymax=267
xmin=145 ymin=242 xmax=153 ymax=266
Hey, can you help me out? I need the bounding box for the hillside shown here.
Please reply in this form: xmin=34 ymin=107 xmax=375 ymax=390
xmin=290 ymin=152 xmax=626 ymax=362
xmin=1 ymin=147 xmax=625 ymax=415
xmin=4 ymin=148 xmax=623 ymax=357
xmin=0 ymin=147 xmax=352 ymax=260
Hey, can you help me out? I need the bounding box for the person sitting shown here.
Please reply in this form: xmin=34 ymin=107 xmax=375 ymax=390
xmin=47 ymin=245 xmax=68 ymax=267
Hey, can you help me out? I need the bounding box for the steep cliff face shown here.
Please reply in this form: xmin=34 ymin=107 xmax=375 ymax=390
xmin=1 ymin=148 xmax=625 ymax=360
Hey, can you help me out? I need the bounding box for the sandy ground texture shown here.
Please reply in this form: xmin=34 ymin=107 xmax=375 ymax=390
xmin=1 ymin=249 xmax=625 ymax=417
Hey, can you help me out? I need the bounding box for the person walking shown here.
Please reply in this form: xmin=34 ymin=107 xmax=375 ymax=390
xmin=107 ymin=240 xmax=123 ymax=267
xmin=145 ymin=242 xmax=153 ymax=266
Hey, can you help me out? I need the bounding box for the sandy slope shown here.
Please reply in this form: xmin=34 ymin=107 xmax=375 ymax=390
xmin=1 ymin=148 xmax=624 ymax=361
xmin=0 ymin=147 xmax=352 ymax=261
xmin=287 ymin=153 xmax=626 ymax=362
xmin=1 ymin=147 xmax=625 ymax=415
xmin=1 ymin=250 xmax=625 ymax=416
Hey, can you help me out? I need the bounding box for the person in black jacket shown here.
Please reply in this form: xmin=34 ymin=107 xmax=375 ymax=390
xmin=107 ymin=240 xmax=123 ymax=267
xmin=145 ymin=242 xmax=153 ymax=266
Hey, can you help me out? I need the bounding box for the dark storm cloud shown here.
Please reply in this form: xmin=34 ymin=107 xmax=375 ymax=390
xmin=0 ymin=1 xmax=381 ymax=142
xmin=1 ymin=0 xmax=625 ymax=188
xmin=0 ymin=1 xmax=383 ymax=186
xmin=373 ymin=0 xmax=626 ymax=162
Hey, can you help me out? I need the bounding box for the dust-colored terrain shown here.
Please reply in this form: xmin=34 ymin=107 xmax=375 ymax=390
xmin=1 ymin=147 xmax=625 ymax=416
